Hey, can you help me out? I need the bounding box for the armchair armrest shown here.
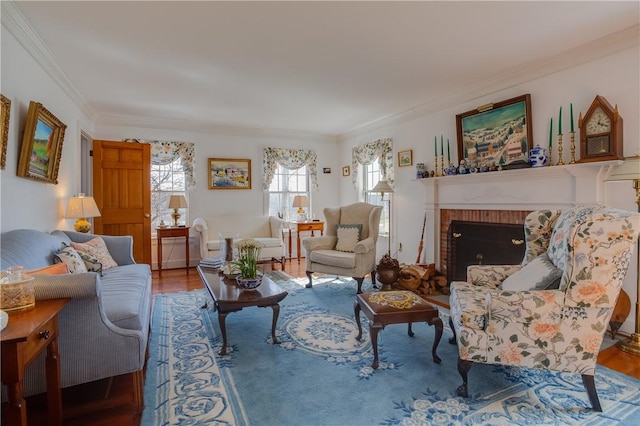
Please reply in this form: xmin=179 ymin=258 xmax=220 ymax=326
xmin=192 ymin=218 xmax=209 ymax=259
xmin=487 ymin=289 xmax=564 ymax=326
xmin=467 ymin=264 xmax=521 ymax=288
xmin=303 ymin=235 xmax=336 ymax=252
xmin=354 ymin=237 xmax=375 ymax=254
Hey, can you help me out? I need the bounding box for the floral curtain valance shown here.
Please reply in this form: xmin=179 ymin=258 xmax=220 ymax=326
xmin=262 ymin=147 xmax=318 ymax=190
xmin=352 ymin=138 xmax=394 ymax=188
xmin=124 ymin=139 xmax=196 ymax=189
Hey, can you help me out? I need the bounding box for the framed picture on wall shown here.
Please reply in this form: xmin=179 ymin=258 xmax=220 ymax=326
xmin=208 ymin=158 xmax=252 ymax=189
xmin=17 ymin=101 xmax=67 ymax=184
xmin=0 ymin=94 xmax=10 ymax=170
xmin=398 ymin=149 xmax=413 ymax=167
xmin=456 ymin=94 xmax=533 ymax=169
xmin=342 ymin=165 xmax=350 ymax=176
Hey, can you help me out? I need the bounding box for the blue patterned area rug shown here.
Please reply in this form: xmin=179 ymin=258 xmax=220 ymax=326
xmin=141 ymin=271 xmax=640 ymax=425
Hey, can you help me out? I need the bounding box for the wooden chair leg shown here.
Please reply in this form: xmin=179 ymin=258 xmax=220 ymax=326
xmin=449 ymin=316 xmax=457 ymax=344
xmin=582 ymin=374 xmax=602 ymax=412
xmin=456 ymin=358 xmax=473 ymax=397
xmin=354 ymin=277 xmax=364 ymax=294
xmin=305 ymin=271 xmax=313 ymax=288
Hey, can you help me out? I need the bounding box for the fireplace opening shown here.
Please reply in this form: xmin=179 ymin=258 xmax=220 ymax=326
xmin=446 ymin=220 xmax=526 ymax=284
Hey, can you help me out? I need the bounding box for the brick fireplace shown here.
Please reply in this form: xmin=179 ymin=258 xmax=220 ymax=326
xmin=418 ymin=161 xmax=620 ymax=275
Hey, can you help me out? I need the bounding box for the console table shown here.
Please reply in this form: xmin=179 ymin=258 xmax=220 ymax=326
xmin=157 ymin=226 xmax=190 ymax=274
xmin=1 ymin=298 xmax=70 ymax=426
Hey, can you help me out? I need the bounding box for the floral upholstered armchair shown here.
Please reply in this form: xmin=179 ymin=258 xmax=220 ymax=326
xmin=449 ymin=205 xmax=640 ymax=411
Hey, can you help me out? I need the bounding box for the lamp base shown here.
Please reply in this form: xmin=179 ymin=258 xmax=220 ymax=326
xmin=617 ymin=332 xmax=640 ymax=356
xmin=74 ymin=218 xmax=91 ymax=233
xmin=171 ymin=209 xmax=181 ymax=227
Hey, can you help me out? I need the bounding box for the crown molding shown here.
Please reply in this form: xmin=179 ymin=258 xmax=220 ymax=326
xmin=96 ymin=114 xmax=338 ymax=143
xmin=1 ymin=1 xmax=96 ymax=121
xmin=339 ymin=24 xmax=640 ymax=141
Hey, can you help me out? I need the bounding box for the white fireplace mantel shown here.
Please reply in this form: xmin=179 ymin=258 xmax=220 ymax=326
xmin=419 ymin=160 xmax=622 ymax=211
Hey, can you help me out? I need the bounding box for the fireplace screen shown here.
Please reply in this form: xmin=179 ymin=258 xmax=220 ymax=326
xmin=446 ymin=220 xmax=526 ymax=284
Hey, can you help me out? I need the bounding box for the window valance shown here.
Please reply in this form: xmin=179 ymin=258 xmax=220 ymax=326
xmin=262 ymin=147 xmax=318 ymax=190
xmin=123 ymin=139 xmax=196 ymax=189
xmin=352 ymin=138 xmax=394 ymax=188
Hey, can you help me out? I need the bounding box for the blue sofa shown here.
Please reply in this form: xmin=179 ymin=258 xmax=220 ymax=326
xmin=0 ymin=229 xmax=152 ymax=411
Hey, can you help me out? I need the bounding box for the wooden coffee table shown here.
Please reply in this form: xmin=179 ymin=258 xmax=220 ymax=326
xmin=197 ymin=265 xmax=288 ymax=355
xmin=354 ymin=290 xmax=443 ymax=369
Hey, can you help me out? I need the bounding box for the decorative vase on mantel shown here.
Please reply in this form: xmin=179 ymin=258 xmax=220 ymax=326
xmin=376 ymin=254 xmax=400 ymax=291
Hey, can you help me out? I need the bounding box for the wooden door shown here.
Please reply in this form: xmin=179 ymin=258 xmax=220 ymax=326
xmin=93 ymin=140 xmax=151 ymax=265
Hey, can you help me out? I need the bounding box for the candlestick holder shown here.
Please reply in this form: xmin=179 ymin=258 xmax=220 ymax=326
xmin=440 ymin=155 xmax=445 ymax=177
xmin=569 ymin=131 xmax=576 ymax=164
xmin=434 ymin=155 xmax=439 ymax=177
xmin=556 ymin=133 xmax=565 ymax=166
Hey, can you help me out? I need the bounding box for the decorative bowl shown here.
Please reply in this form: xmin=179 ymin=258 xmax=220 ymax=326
xmin=236 ymin=275 xmax=263 ymax=290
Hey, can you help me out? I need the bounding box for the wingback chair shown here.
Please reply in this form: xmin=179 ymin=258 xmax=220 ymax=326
xmin=303 ymin=202 xmax=383 ymax=293
xmin=449 ymin=205 xmax=640 ymax=411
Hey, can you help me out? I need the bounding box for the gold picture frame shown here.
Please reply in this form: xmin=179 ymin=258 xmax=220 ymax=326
xmin=208 ymin=157 xmax=252 ymax=189
xmin=398 ymin=149 xmax=413 ymax=167
xmin=0 ymin=94 xmax=10 ymax=170
xmin=342 ymin=165 xmax=350 ymax=176
xmin=17 ymin=101 xmax=67 ymax=184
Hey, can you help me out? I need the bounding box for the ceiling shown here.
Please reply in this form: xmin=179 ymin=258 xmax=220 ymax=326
xmin=8 ymin=1 xmax=640 ymax=137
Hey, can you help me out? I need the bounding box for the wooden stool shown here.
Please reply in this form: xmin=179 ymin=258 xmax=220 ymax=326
xmin=354 ymin=290 xmax=443 ymax=369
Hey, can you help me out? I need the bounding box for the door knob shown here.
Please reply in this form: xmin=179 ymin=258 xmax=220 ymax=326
xmin=144 ymin=213 xmax=150 ymax=218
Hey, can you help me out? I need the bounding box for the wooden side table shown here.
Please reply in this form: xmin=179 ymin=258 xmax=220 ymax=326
xmin=291 ymin=221 xmax=324 ymax=263
xmin=157 ymin=226 xmax=190 ymax=274
xmin=1 ymin=298 xmax=70 ymax=426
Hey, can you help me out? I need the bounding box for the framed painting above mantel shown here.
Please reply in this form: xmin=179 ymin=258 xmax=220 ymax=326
xmin=456 ymin=94 xmax=533 ymax=170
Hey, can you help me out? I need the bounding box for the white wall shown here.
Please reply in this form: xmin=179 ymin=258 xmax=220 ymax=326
xmin=339 ymin=47 xmax=640 ymax=334
xmin=1 ymin=27 xmax=94 ymax=233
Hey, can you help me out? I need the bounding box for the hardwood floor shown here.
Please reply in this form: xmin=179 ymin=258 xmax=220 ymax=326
xmin=21 ymin=262 xmax=640 ymax=425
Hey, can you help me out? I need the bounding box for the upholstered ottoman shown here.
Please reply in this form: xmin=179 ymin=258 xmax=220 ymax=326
xmin=354 ymin=290 xmax=443 ymax=369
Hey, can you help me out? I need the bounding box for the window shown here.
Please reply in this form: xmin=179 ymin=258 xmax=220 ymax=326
xmin=362 ymin=161 xmax=389 ymax=235
xmin=268 ymin=164 xmax=309 ymax=222
xmin=151 ymin=157 xmax=186 ymax=230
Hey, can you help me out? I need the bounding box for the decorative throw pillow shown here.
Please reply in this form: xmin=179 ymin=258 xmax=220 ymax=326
xmin=71 ymin=237 xmax=118 ymax=270
xmin=76 ymin=251 xmax=103 ymax=275
xmin=54 ymin=245 xmax=88 ymax=274
xmin=26 ymin=263 xmax=69 ymax=275
xmin=501 ymin=252 xmax=563 ymax=291
xmin=335 ymin=224 xmax=363 ymax=252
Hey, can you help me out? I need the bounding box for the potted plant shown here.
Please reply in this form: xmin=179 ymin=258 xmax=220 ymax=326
xmin=231 ymin=238 xmax=264 ymax=290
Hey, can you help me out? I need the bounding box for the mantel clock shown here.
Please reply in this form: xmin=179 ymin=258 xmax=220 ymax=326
xmin=577 ymin=95 xmax=623 ymax=163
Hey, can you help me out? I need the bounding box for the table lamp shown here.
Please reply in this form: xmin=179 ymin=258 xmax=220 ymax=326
xmin=293 ymin=195 xmax=309 ymax=221
xmin=168 ymin=195 xmax=188 ymax=227
xmin=65 ymin=193 xmax=101 ymax=233
xmin=606 ymin=155 xmax=640 ymax=356
xmin=371 ymin=180 xmax=394 ymax=256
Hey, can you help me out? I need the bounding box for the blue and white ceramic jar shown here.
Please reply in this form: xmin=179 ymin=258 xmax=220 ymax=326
xmin=529 ymin=144 xmax=550 ymax=167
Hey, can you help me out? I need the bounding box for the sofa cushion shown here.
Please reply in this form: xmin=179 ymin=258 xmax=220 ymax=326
xmin=501 ymin=253 xmax=562 ymax=291
xmin=71 ymin=237 xmax=118 ymax=270
xmin=76 ymin=251 xmax=103 ymax=275
xmin=100 ymin=264 xmax=152 ymax=331
xmin=55 ymin=245 xmax=88 ymax=273
xmin=310 ymin=249 xmax=356 ymax=269
xmin=206 ymin=237 xmax=282 ymax=252
xmin=335 ymin=224 xmax=362 ymax=252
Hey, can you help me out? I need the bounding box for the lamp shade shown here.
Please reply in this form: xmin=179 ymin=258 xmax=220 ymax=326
xmin=292 ymin=195 xmax=309 ymax=208
xmin=606 ymin=155 xmax=640 ymax=182
xmin=371 ymin=180 xmax=394 ymax=195
xmin=168 ymin=195 xmax=188 ymax=209
xmin=65 ymin=194 xmax=101 ymax=219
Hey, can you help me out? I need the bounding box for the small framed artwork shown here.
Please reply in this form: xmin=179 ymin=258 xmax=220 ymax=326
xmin=342 ymin=166 xmax=350 ymax=177
xmin=398 ymin=149 xmax=413 ymax=167
xmin=323 ymin=167 xmax=331 ymax=174
xmin=1 ymin=94 xmax=10 ymax=170
xmin=208 ymin=158 xmax=251 ymax=189
xmin=17 ymin=101 xmax=67 ymax=184
xmin=456 ymin=94 xmax=533 ymax=170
